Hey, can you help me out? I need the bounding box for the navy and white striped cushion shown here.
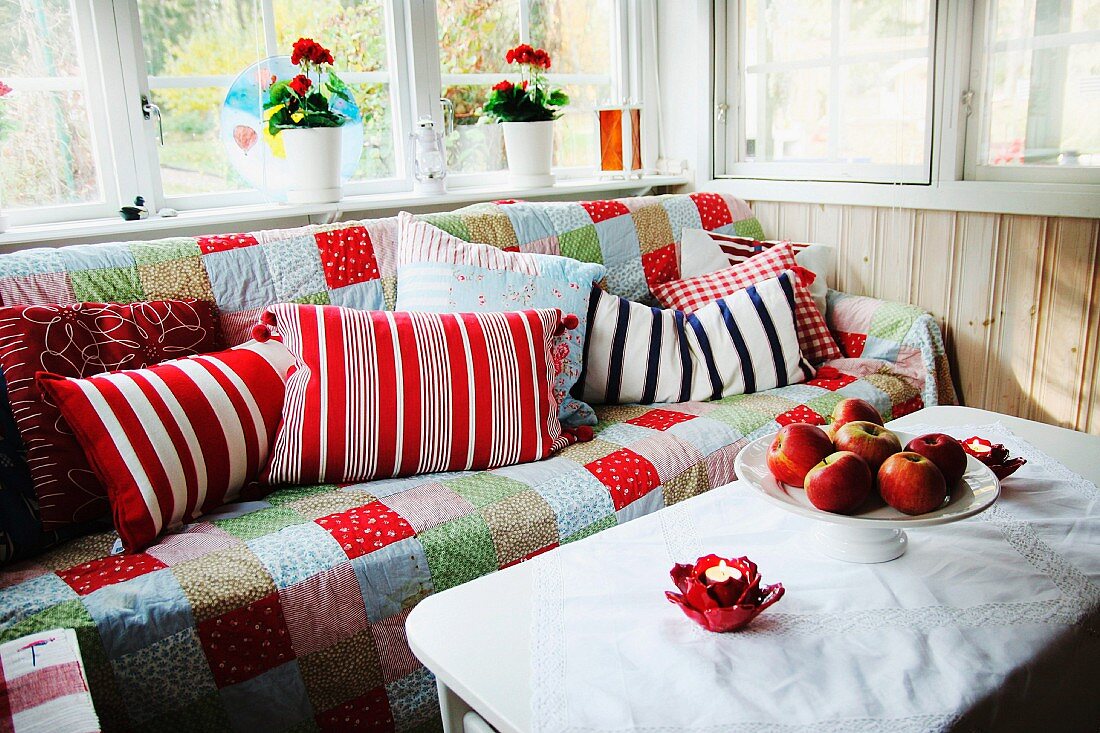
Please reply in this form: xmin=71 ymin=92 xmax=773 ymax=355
xmin=577 ymin=271 xmax=813 ymax=405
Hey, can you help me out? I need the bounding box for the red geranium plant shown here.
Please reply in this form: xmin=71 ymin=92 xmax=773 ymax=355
xmin=265 ymin=38 xmax=352 ymax=135
xmin=484 ymin=44 xmax=568 ymax=123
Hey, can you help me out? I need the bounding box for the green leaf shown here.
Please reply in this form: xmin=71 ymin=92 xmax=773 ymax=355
xmin=325 ymin=70 xmax=354 ymax=104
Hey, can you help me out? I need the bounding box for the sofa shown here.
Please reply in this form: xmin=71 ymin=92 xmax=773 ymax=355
xmin=0 ymin=194 xmax=956 ymax=732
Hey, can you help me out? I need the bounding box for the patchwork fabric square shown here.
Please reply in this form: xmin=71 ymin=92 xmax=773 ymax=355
xmin=70 ymin=266 xmax=144 ymax=303
xmin=316 ymin=502 xmax=416 ymax=561
xmin=627 ymin=408 xmax=698 ymax=432
xmin=444 ymin=472 xmax=526 ymax=509
xmin=279 ymin=561 xmax=369 ymax=657
xmin=380 ymin=483 xmax=476 ymax=533
xmin=298 ymin=629 xmax=382 ymax=712
xmin=369 ymin=607 xmax=420 ymax=684
xmin=689 ymin=192 xmax=734 ymax=230
xmin=631 ymin=204 xmax=676 ymax=255
xmin=262 ymin=235 xmax=328 ymax=303
xmin=172 ymin=544 xmax=277 ymax=623
xmin=314 ymin=687 xmax=393 ymax=733
xmin=581 ymin=199 xmax=630 ymax=224
xmin=641 ymin=243 xmax=678 ymax=288
xmin=628 ymin=434 xmax=706 ymax=484
xmin=529 ymin=460 xmax=616 ymax=541
xmin=218 ymin=660 xmax=313 ymax=732
xmin=247 ymin=522 xmax=347 ymax=590
xmin=585 ymin=448 xmax=662 ymax=511
xmin=0 ymin=572 xmax=77 ymax=623
xmin=144 ymin=524 xmax=239 ymax=567
xmin=197 ymin=232 xmax=259 ymax=255
xmin=776 ymin=404 xmax=827 ymax=426
xmin=417 ymin=513 xmax=498 ymax=591
xmin=384 ymin=667 xmax=438 ymax=732
xmin=0 ymin=271 xmax=77 ymax=306
xmin=197 ymin=591 xmax=295 ymax=687
xmin=314 ymin=226 xmax=380 ymax=289
xmin=480 ymin=490 xmax=558 ymax=567
xmin=203 ymin=246 xmax=277 ymax=312
xmin=350 ymin=536 xmax=432 ymax=622
xmin=558 ymin=225 xmax=603 ymax=263
xmin=137 ymin=256 xmax=215 ymax=301
xmin=57 ymin=553 xmax=168 ymax=596
xmin=110 ymin=627 xmax=217 ymax=725
xmin=84 ymin=567 xmax=194 ymax=657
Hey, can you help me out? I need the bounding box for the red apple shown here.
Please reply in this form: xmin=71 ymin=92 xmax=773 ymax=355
xmin=833 ymin=421 xmax=902 ymax=473
xmin=804 ymin=451 xmax=873 ymax=514
xmin=766 ymin=423 xmax=833 ymax=487
xmin=878 ymin=452 xmax=947 ymax=515
xmin=904 ymin=433 xmax=968 ymax=489
xmin=830 ymin=398 xmax=883 ymax=430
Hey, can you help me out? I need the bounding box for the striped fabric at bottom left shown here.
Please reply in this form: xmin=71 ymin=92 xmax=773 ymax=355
xmin=36 ymin=340 xmax=295 ymax=552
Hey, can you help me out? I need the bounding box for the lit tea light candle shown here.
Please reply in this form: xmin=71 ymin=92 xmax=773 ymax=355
xmin=704 ymin=559 xmax=739 ymax=583
xmin=966 ymin=438 xmax=992 ymax=455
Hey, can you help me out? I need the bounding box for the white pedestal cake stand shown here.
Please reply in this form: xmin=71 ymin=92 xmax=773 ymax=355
xmin=734 ymin=429 xmax=1001 ymax=563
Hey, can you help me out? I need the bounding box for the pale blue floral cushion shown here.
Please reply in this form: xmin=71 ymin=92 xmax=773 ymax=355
xmin=394 ymin=214 xmax=606 ymax=427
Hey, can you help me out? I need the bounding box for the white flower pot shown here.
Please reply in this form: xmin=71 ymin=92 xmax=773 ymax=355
xmin=281 ymin=126 xmax=344 ymax=204
xmin=502 ymin=120 xmax=555 ymax=188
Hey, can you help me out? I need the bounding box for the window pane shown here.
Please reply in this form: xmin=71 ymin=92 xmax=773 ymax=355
xmin=273 ymin=0 xmax=389 ymax=73
xmin=742 ymin=0 xmax=932 ymax=171
xmin=443 ymin=85 xmax=507 ymax=174
xmin=552 ymin=84 xmax=605 ymax=168
xmin=979 ymin=0 xmax=1100 ymax=167
xmin=529 ymin=0 xmax=612 ymax=75
xmin=437 ymin=0 xmax=520 ymax=75
xmin=138 ymin=0 xmax=265 ymax=196
xmin=0 ymin=0 xmax=102 ymax=209
xmin=273 ymin=0 xmax=396 ymax=180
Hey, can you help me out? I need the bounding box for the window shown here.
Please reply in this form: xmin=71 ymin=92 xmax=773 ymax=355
xmin=968 ymin=0 xmax=1100 ymax=182
xmin=134 ymin=0 xmax=403 ymax=206
xmin=438 ymin=0 xmax=618 ymax=177
xmin=726 ymin=0 xmax=935 ymax=183
xmin=716 ymin=0 xmax=1100 ymax=190
xmin=0 ymin=0 xmax=116 ymax=220
xmin=2 ymin=0 xmax=640 ymax=228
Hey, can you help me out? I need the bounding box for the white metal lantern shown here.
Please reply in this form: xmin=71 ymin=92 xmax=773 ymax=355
xmin=410 ymin=115 xmax=447 ymax=194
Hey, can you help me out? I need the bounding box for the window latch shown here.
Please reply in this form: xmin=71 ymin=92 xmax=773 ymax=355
xmin=716 ymin=102 xmax=730 ymax=124
xmin=960 ymin=90 xmax=975 ymax=118
xmin=141 ymin=95 xmax=164 ymax=146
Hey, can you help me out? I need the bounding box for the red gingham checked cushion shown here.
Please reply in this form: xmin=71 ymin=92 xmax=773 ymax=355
xmin=652 ymin=244 xmax=841 ymax=363
xmin=261 ymin=304 xmax=590 ymax=485
xmin=37 ymin=340 xmax=295 ymax=551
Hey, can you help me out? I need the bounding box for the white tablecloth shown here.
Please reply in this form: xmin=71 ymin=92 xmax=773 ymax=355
xmin=530 ymin=423 xmax=1100 ymax=732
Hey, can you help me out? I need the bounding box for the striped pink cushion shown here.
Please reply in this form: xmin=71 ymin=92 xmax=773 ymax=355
xmin=261 ymin=303 xmax=587 ymax=485
xmin=37 ymin=341 xmax=295 ymax=551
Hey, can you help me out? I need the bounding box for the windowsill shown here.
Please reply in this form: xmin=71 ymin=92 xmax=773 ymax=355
xmin=705 ymin=177 xmax=1100 ymax=219
xmin=0 ymin=175 xmax=689 ymax=249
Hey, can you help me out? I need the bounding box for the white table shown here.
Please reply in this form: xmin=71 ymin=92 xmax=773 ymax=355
xmin=405 ymin=406 xmax=1100 ymax=733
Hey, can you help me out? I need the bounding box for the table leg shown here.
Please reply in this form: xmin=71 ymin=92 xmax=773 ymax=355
xmin=437 ymin=679 xmax=473 ymax=733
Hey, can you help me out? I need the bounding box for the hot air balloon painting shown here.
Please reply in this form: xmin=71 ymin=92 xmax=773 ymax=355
xmin=220 ymin=56 xmax=362 ymax=202
xmin=233 ymin=125 xmax=258 ymax=154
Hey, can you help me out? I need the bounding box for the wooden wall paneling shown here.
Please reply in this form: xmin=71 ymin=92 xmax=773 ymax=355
xmin=987 ymin=215 xmax=1046 ymax=422
xmin=945 ymin=213 xmax=999 ymax=409
xmin=1030 ymin=218 xmax=1099 ymax=429
xmin=747 ymin=199 xmax=1098 ymax=433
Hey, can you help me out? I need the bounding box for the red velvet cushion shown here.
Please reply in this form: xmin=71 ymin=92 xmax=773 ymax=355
xmin=0 ymin=301 xmax=222 ymax=528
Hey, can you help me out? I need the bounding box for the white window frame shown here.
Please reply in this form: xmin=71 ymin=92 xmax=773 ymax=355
xmin=4 ymin=0 xmax=649 ymax=228
xmin=2 ymin=1 xmax=133 ymax=227
xmin=710 ymin=0 xmax=1100 ymax=218
xmin=116 ymin=0 xmax=415 ymax=212
xmin=965 ymin=0 xmax=1100 ymax=185
xmin=721 ymin=0 xmax=938 ymax=185
xmin=439 ymin=0 xmax=630 ymax=185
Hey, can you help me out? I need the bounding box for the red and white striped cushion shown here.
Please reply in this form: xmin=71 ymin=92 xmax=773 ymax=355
xmin=261 ymin=303 xmax=588 ymax=485
xmin=36 ymin=340 xmax=295 ymax=551
xmin=653 ymin=244 xmax=841 ymax=363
